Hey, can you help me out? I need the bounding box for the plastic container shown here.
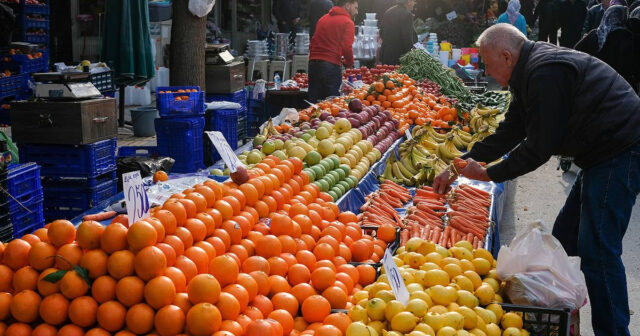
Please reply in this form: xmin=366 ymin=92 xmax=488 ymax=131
xmin=117 ymin=146 xmax=159 ymax=158
xmin=0 ymin=51 xmax=48 ymax=74
xmin=90 ymin=70 xmax=115 ymax=93
xmin=130 ymin=107 xmax=158 ymax=137
xmin=18 ymin=138 xmax=117 ymax=178
xmin=23 ymin=34 xmax=49 ymax=45
xmin=41 ymin=169 xmax=117 ymax=189
xmin=5 ymin=163 xmax=41 ymax=210
xmin=0 ymin=74 xmax=24 ymax=100
xmin=500 ymin=303 xmax=571 ymax=336
xmin=23 ymin=3 xmax=50 ymax=14
xmin=10 ymin=194 xmax=44 ymax=238
xmin=20 ymin=17 xmax=50 ymax=30
xmin=155 ymin=117 xmax=205 ymax=173
xmin=43 ymin=177 xmax=117 ymax=220
xmin=204 ymin=109 xmax=240 ymax=164
xmin=156 ymin=85 xmax=205 ymax=117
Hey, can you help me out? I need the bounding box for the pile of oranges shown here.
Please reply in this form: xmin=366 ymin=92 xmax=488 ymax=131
xmin=0 ymin=156 xmax=395 ymax=336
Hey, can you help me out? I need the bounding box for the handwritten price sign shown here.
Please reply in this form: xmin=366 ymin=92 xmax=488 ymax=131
xmin=382 ymin=248 xmax=410 ymax=305
xmin=123 ymin=171 xmax=150 ymax=225
xmin=206 ymin=131 xmax=243 ymax=173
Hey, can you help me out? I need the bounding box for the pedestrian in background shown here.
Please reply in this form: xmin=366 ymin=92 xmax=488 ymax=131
xmin=273 ymin=0 xmax=301 ymax=38
xmin=379 ymin=0 xmax=418 ymax=65
xmin=309 ymin=0 xmax=334 ymax=38
xmin=534 ymin=0 xmax=559 ymax=44
xmin=584 ymin=0 xmax=611 ymax=34
xmin=308 ymin=0 xmax=358 ymax=102
xmin=497 ymin=0 xmax=528 ymax=37
xmin=560 ymin=0 xmax=588 ymax=47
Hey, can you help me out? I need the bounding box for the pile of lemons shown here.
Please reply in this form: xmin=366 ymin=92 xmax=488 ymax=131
xmin=346 ymin=238 xmax=527 ymax=336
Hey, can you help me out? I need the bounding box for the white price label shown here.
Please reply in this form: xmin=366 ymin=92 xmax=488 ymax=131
xmin=123 ymin=171 xmax=150 ymax=225
xmin=405 ymin=129 xmax=413 ymax=140
xmin=206 ymin=131 xmax=243 ymax=173
xmin=382 ymin=248 xmax=410 ymax=305
xmin=446 ymin=11 xmax=457 ymax=21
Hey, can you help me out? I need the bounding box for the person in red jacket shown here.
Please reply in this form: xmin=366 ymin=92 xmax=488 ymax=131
xmin=308 ymin=0 xmax=358 ymax=102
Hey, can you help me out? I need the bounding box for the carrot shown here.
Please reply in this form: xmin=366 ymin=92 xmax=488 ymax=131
xmin=460 ymin=184 xmax=491 ymax=197
xmin=83 ymin=211 xmax=116 ymax=221
xmin=440 ymin=226 xmax=451 ymax=246
xmin=400 ymin=229 xmax=410 ymax=245
xmin=432 ymin=227 xmax=441 ymax=243
xmin=466 ymin=232 xmax=474 ymax=243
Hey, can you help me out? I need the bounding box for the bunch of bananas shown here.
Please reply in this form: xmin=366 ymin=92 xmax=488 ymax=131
xmin=467 ymin=125 xmax=494 ymax=151
xmin=469 ymin=104 xmax=501 ymax=133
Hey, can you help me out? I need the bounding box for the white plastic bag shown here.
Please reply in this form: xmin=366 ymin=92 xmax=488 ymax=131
xmin=188 ymin=0 xmax=215 ymax=18
xmin=497 ymin=221 xmax=588 ymax=310
xmin=205 ymin=101 xmax=242 ymax=110
xmin=252 ymin=80 xmax=267 ymax=100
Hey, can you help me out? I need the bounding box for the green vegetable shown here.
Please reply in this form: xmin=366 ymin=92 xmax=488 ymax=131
xmin=398 ymin=49 xmax=470 ymax=99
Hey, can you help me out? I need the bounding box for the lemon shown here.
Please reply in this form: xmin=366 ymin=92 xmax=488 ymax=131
xmin=443 ymin=263 xmax=463 ymax=278
xmin=435 ymin=326 xmax=457 ymax=336
xmin=472 ymin=258 xmax=492 ymax=275
xmin=441 ymin=311 xmax=465 ymax=329
xmin=408 ymin=331 xmax=429 ymax=336
xmin=367 ymin=298 xmax=387 ymax=321
xmin=407 ymin=283 xmax=425 ymax=293
xmin=414 ymin=270 xmax=428 ymax=284
xmin=346 ymin=322 xmax=371 ymax=336
xmin=441 ymin=257 xmax=462 ymax=267
xmin=405 ymin=252 xmax=427 ymax=268
xmin=456 ymin=306 xmax=478 ymax=329
xmin=456 ymin=290 xmax=479 ymax=308
xmin=435 ymin=245 xmax=450 ymax=257
xmin=414 ymin=323 xmax=436 ymax=335
xmin=454 ymin=240 xmax=474 ymax=252
xmin=474 ymin=284 xmax=496 ymax=305
xmin=349 ymin=304 xmax=368 ymax=322
xmin=396 ymin=246 xmax=406 ymax=254
xmin=482 ymin=278 xmax=500 ymax=293
xmin=424 ymin=270 xmax=450 ymax=287
xmin=368 ymin=320 xmax=386 ymax=335
xmin=428 ymin=285 xmax=458 ymax=306
xmin=474 ymin=307 xmax=497 ymax=324
xmin=452 ymin=275 xmax=475 ymax=292
xmin=423 ymin=312 xmax=445 ymax=330
xmin=456 ymin=331 xmax=473 ymax=336
xmin=501 ymin=312 xmax=523 ymax=329
xmin=486 ymin=303 xmax=504 ymax=322
xmin=410 ymin=291 xmax=434 ymax=307
xmin=447 ymin=302 xmax=460 ymax=312
xmin=485 ymin=323 xmax=501 ymax=336
xmin=459 ymin=259 xmax=476 ymax=272
xmin=402 ymin=271 xmax=417 ymax=285
xmin=486 ymin=269 xmax=499 ymax=280
xmin=375 ymin=289 xmax=396 ymax=303
xmin=354 ymin=290 xmax=369 ymax=302
xmin=493 ymin=294 xmax=504 ymax=303
xmin=377 ymin=273 xmax=389 ymax=284
xmin=425 ymin=252 xmax=444 ymax=266
xmin=470 ymin=328 xmax=488 ymax=336
xmin=393 ymin=256 xmax=405 ymax=267
xmin=382 ymin=331 xmax=403 ymax=336
xmin=369 ymin=282 xmax=391 ymax=299
xmin=450 ymin=246 xmax=473 ymax=260
xmin=406 ymin=298 xmax=429 ymax=317
xmin=473 ymin=248 xmax=494 ymax=263
xmin=520 ymin=330 xmax=530 ymax=336
xmin=463 ymin=271 xmax=483 ymax=289
xmin=358 ymin=298 xmax=369 ymax=308
xmin=391 ymin=311 xmax=419 ymax=333
xmin=418 ymin=240 xmax=437 ymax=255
xmin=476 ymin=315 xmax=488 ymax=332
xmin=420 ymin=262 xmax=442 ymax=272
xmin=428 ymin=305 xmax=449 ymax=314
xmin=405 ymin=238 xmax=426 ymax=253
xmin=385 ymin=300 xmax=405 ymax=320
xmin=502 ymin=327 xmax=521 ymax=336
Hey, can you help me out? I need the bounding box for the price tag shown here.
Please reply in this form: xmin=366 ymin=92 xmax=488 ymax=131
xmin=446 ymin=11 xmax=458 ymax=21
xmin=123 ymin=171 xmax=150 ymax=225
xmin=413 ymin=42 xmax=427 ymax=51
xmin=405 ymin=129 xmax=413 ymax=140
xmin=382 ymin=248 xmax=410 ymax=305
xmin=206 ymin=131 xmax=243 ymax=173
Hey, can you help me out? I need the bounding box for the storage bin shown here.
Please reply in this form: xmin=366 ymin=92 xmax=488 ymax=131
xmin=155 ymin=117 xmax=205 ymax=173
xmin=156 ymin=86 xmax=205 ymax=117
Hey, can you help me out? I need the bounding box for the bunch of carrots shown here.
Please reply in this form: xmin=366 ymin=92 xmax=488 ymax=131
xmin=401 ymin=186 xmax=447 ymax=246
xmin=447 ymin=184 xmax=491 ymax=249
xmin=357 ymin=180 xmax=410 ymax=228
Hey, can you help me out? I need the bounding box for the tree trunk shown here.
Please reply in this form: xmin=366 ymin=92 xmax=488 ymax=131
xmin=170 ymin=0 xmax=207 ymax=88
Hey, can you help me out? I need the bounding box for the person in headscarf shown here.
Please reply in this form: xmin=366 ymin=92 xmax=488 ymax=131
xmin=575 ymin=5 xmax=637 ymax=88
xmin=496 ymin=0 xmax=528 ymax=36
xmin=559 ymin=0 xmax=588 ymax=47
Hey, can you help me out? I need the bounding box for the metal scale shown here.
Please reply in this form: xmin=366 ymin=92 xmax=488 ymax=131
xmin=32 ymin=72 xmax=102 ymax=100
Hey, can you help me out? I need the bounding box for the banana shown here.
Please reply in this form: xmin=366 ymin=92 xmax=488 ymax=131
xmin=425 ymin=125 xmax=447 ymax=142
xmin=455 ymin=128 xmax=473 ymax=143
xmin=451 ymin=133 xmax=469 ymax=151
xmin=399 ymin=155 xmax=419 ymax=175
xmin=418 ymin=137 xmax=439 ymax=151
xmin=486 ymin=116 xmax=500 ymax=128
xmin=395 ymin=161 xmax=415 ymax=180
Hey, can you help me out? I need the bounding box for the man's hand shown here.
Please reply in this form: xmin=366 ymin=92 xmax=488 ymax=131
xmin=460 ymin=159 xmax=491 ymax=181
xmin=433 ymin=166 xmax=458 ymax=194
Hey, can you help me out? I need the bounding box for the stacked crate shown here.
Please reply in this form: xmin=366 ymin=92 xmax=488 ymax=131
xmin=155 ymin=86 xmax=205 ymax=173
xmin=4 ymin=163 xmax=44 ymax=237
xmin=17 ymin=1 xmax=50 ymax=47
xmin=0 ymin=140 xmax=10 ymax=241
xmin=206 ymin=89 xmax=248 ymax=141
xmin=19 ymin=139 xmax=118 ymax=221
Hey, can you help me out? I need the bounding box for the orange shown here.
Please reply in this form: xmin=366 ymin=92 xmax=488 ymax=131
xmin=3 ymin=239 xmax=31 ymax=270
xmin=32 ymin=228 xmax=49 ymax=242
xmin=110 ymin=214 xmax=129 ymax=227
xmin=163 ymin=200 xmax=187 ymax=226
xmin=54 ymin=243 xmax=82 ymax=271
xmin=153 ymin=171 xmax=169 ymax=182
xmin=217 ymin=292 xmax=241 ymax=320
xmin=337 ymin=211 xmax=357 ymax=224
xmin=172 ymin=292 xmax=192 ymax=313
xmin=145 ymin=217 xmax=166 ymax=243
xmin=154 ymin=305 xmax=185 ymax=336
xmin=125 ymin=303 xmax=155 ymax=334
xmin=290 ymin=283 xmax=316 ymax=304
xmin=185 ymin=246 xmax=209 ymax=274
xmin=318 ymin=235 xmax=339 ymax=253
xmin=213 ymin=229 xmax=231 ymax=250
xmin=251 ymin=294 xmax=274 ymax=317
xmin=289 ymin=203 xmax=308 ymax=217
xmin=219 ymin=320 xmax=243 ymax=336
xmin=68 ymin=296 xmax=98 ymax=327
xmin=6 ymin=323 xmax=32 ymax=336
xmin=187 ymin=274 xmax=221 ymax=304
xmin=225 ymin=189 xmax=246 ymax=210
xmin=245 ymin=319 xmax=275 ymax=336
xmin=249 ymin=271 xmax=271 ymax=296
xmin=221 ymin=220 xmax=243 ymax=245
xmin=47 ymin=220 xmax=76 ymax=248
xmin=164 ymin=266 xmax=187 ymax=293
xmin=269 ymin=309 xmax=294 ymax=335
xmin=156 ymin=242 xmax=177 ymax=267
xmin=28 ymin=242 xmax=55 ymax=271
xmin=57 ymin=324 xmax=84 ymax=336
xmin=239 ymin=183 xmax=259 ymax=206
xmin=253 ymin=200 xmax=270 ymax=218
xmin=11 ymin=289 xmax=41 ymax=323
xmin=295 ymin=250 xmax=317 ymax=271
xmin=194 ymin=241 xmax=216 ymax=260
xmin=107 ymin=250 xmax=135 ymax=279
xmin=186 ymin=303 xmax=222 ymax=336
xmin=215 ymin=200 xmax=234 ymax=220
xmin=194 ymin=185 xmax=216 ymax=207
xmin=79 ymin=249 xmax=108 ymax=279
xmin=262 ymin=195 xmax=278 ymax=213
xmin=100 ymin=223 xmax=128 ymax=254
xmin=36 ymin=268 xmax=59 ymax=296
xmin=144 ymin=276 xmax=176 ymax=309
xmin=39 ymin=293 xmax=69 ymax=325
xmin=134 ymin=245 xmax=167 ymax=281
xmin=154 ymin=210 xmax=178 ymax=235
xmin=177 ymin=198 xmax=197 ymax=219
xmin=60 ymin=270 xmax=89 ymax=299
xmin=32 ymin=323 xmax=57 ymax=336
xmin=271 ymin=292 xmax=298 ymax=316
xmin=356 ymin=264 xmax=376 ymax=286
xmin=223 ymin=284 xmax=250 ymax=310
xmin=301 ymin=295 xmax=331 ymax=323
xmin=206 ymin=236 xmax=226 ymax=256
xmin=316 ymin=260 xmax=336 ymax=271
xmin=315 ymin=325 xmax=342 ymax=336
xmin=115 ymin=276 xmax=145 ymax=307
xmin=269 ymin=213 xmax=293 ymax=236
xmin=255 ymin=235 xmax=282 ymax=258
xmin=163 ymin=235 xmax=185 ymax=256
xmin=310 ymin=267 xmax=336 ymax=291
xmin=229 ymin=244 xmax=248 ymax=263
xmin=232 ymin=215 xmax=252 ymax=237
xmin=293 ymin=316 xmax=308 ymax=332
xmin=127 ymin=221 xmax=158 ymax=251
xmin=97 ymin=300 xmax=126 ymax=332
xmin=243 ymin=305 xmax=263 ymax=320
xmin=322 ymin=286 xmax=347 ymax=309
xmin=13 ymin=266 xmax=38 ymax=292
xmin=185 ymin=192 xmax=208 ymax=213
xmin=335 ymin=273 xmax=354 ymax=294
xmin=209 ymin=254 xmax=239 ymax=287
xmin=92 ymin=275 xmax=117 ymax=303
xmin=175 ymin=226 xmax=194 ymax=248
xmin=85 ymin=328 xmax=111 ymax=336
xmin=287 ymin=264 xmax=310 ymax=285
xmin=267 ymin=256 xmax=288 ymax=277
xmin=280 ymin=252 xmax=297 ymax=267
xmin=76 ymin=220 xmax=105 ymax=250
xmin=0 ymin=292 xmax=10 ymax=319
xmin=323 ymin=312 xmax=350 ymax=334
xmin=175 ymin=255 xmax=198 ymax=283
xmin=313 ymin=243 xmax=335 ymax=261
xmin=195 ymin=212 xmax=216 ymax=236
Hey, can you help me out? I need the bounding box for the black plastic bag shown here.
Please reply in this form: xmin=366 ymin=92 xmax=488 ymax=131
xmin=116 ymin=156 xmax=175 ymax=191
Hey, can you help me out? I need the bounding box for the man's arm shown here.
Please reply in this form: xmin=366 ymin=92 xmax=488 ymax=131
xmin=461 ymin=97 xmax=527 ymax=163
xmin=483 ymin=65 xmax=574 ymax=182
xmin=342 ymin=22 xmax=355 ymax=67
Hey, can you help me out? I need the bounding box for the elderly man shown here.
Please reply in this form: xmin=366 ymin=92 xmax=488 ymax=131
xmin=434 ymin=23 xmax=640 ymax=335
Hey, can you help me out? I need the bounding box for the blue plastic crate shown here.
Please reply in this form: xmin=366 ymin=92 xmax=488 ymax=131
xmin=206 ymin=89 xmax=247 ymax=108
xmin=19 ymin=138 xmax=117 ymax=178
xmin=155 ymin=117 xmax=204 ymax=173
xmin=205 ymin=109 xmax=239 ymax=163
xmin=1 ymin=51 xmax=48 ymax=74
xmin=23 ymin=3 xmax=50 ymax=15
xmin=20 ymin=16 xmax=50 ymax=30
xmin=10 ymin=195 xmax=44 ymax=237
xmin=0 ymin=74 xmax=24 ymax=100
xmin=24 ymin=34 xmax=49 ymax=45
xmin=156 ymin=86 xmax=205 ymax=117
xmin=41 ymin=169 xmax=116 ymax=189
xmin=43 ymin=177 xmax=117 ymax=217
xmin=7 ymin=163 xmax=41 ymax=208
xmin=117 ymin=146 xmax=159 ymax=158
xmin=90 ymin=71 xmax=115 ymax=93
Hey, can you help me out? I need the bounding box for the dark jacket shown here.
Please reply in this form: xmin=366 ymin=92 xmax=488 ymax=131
xmin=521 ymin=0 xmax=536 ymax=25
xmin=273 ymin=0 xmax=301 ymax=23
xmin=379 ymin=4 xmax=418 ymax=65
xmin=309 ymin=0 xmax=334 ymax=38
xmin=583 ymin=4 xmax=605 ymax=35
xmin=575 ymin=29 xmax=637 ymax=87
xmin=463 ymin=41 xmax=640 ymax=182
xmin=309 ymin=6 xmax=355 ymax=67
xmin=559 ymin=0 xmax=588 ymax=47
xmin=631 ymin=0 xmax=640 ymax=12
xmin=534 ymin=0 xmax=559 ymax=28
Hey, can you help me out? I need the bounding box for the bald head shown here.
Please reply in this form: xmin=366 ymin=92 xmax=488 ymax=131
xmin=476 ymin=24 xmax=528 ymax=87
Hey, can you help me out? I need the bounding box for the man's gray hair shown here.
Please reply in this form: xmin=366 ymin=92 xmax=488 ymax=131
xmin=475 ymin=23 xmax=528 ymax=53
